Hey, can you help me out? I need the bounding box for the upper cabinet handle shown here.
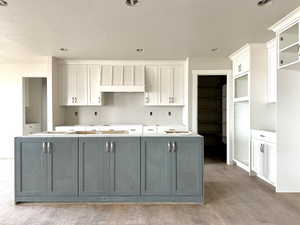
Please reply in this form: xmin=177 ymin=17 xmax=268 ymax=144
xmin=260 ymin=144 xmax=264 ymax=153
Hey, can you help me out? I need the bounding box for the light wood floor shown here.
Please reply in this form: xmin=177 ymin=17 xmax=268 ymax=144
xmin=1 ymin=158 xmax=300 ymax=225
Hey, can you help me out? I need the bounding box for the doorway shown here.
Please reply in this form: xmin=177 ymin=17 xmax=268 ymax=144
xmin=23 ymin=77 xmax=47 ymax=135
xmin=197 ymin=76 xmax=227 ymax=162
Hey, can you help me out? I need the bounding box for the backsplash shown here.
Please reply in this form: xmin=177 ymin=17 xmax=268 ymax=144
xmin=63 ymin=93 xmax=183 ymax=125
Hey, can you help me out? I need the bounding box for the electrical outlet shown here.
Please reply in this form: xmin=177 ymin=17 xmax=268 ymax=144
xmin=74 ymin=112 xmax=78 ymax=117
xmin=94 ymin=112 xmax=98 ymax=116
xmin=168 ymin=112 xmax=172 ymax=116
xmin=150 ymin=112 xmax=153 ymax=116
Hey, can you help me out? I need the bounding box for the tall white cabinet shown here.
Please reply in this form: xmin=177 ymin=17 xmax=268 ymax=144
xmin=230 ymin=44 xmax=268 ymax=173
xmin=269 ymin=7 xmax=300 ymax=192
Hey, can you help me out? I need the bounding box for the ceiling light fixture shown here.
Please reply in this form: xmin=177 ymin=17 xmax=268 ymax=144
xmin=0 ymin=0 xmax=8 ymax=6
xmin=126 ymin=0 xmax=139 ymax=7
xmin=257 ymin=0 xmax=272 ymax=7
xmin=136 ymin=48 xmax=144 ymax=52
xmin=59 ymin=48 xmax=68 ymax=52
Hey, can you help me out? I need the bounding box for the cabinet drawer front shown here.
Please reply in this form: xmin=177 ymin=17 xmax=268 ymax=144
xmin=252 ymin=130 xmax=276 ymax=143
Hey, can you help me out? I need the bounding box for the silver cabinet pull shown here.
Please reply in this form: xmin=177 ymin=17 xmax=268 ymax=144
xmin=172 ymin=142 xmax=176 ymax=152
xmin=47 ymin=142 xmax=52 ymax=154
xmin=98 ymin=96 xmax=101 ymax=103
xmin=238 ymin=64 xmax=242 ymax=73
xmin=110 ymin=142 xmax=114 ymax=153
xmin=42 ymin=142 xmax=47 ymax=153
xmin=167 ymin=142 xmax=172 ymax=152
xmin=105 ymin=141 xmax=110 ymax=152
xmin=260 ymin=135 xmax=265 ymax=138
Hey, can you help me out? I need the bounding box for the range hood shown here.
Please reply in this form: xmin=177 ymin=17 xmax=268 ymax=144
xmin=99 ymin=64 xmax=145 ymax=92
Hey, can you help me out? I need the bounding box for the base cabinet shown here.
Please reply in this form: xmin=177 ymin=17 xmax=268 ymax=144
xmin=15 ymin=136 xmax=203 ymax=203
xmin=141 ymin=137 xmax=203 ymax=201
xmin=79 ymin=137 xmax=140 ymax=196
xmin=15 ymin=137 xmax=78 ymax=200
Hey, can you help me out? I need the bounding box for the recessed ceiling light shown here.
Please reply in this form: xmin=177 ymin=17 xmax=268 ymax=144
xmin=0 ymin=0 xmax=8 ymax=6
xmin=59 ymin=48 xmax=68 ymax=52
xmin=136 ymin=48 xmax=144 ymax=52
xmin=126 ymin=0 xmax=139 ymax=7
xmin=257 ymin=0 xmax=272 ymax=7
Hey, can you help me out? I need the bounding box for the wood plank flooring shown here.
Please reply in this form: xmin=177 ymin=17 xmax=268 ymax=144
xmin=1 ymin=158 xmax=300 ymax=225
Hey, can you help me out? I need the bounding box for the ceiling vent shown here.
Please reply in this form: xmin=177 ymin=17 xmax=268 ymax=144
xmin=126 ymin=0 xmax=139 ymax=7
xmin=0 ymin=0 xmax=8 ymax=6
xmin=257 ymin=0 xmax=272 ymax=7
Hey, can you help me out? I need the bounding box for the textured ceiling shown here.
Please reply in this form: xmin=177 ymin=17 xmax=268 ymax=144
xmin=0 ymin=0 xmax=299 ymax=62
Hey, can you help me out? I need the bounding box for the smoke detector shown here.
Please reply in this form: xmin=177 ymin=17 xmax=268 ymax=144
xmin=0 ymin=0 xmax=8 ymax=6
xmin=126 ymin=0 xmax=139 ymax=7
xmin=257 ymin=0 xmax=272 ymax=7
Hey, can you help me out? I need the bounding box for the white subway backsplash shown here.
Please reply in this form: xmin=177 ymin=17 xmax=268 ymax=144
xmin=63 ymin=93 xmax=183 ymax=125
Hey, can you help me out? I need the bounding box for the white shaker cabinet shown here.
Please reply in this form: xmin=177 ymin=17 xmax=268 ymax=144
xmin=59 ymin=64 xmax=88 ymax=106
xmin=88 ymin=65 xmax=103 ymax=105
xmin=144 ymin=65 xmax=184 ymax=106
xmin=267 ymin=39 xmax=277 ymax=103
xmin=251 ymin=130 xmax=277 ymax=186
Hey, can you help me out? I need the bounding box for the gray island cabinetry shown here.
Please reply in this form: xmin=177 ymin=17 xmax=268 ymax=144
xmin=15 ymin=136 xmax=203 ymax=203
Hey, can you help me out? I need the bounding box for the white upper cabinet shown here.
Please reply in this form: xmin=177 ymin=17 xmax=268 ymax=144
xmin=144 ymin=65 xmax=184 ymax=106
xmin=99 ymin=65 xmax=145 ymax=92
xmin=59 ymin=64 xmax=89 ymax=106
xmin=267 ymin=39 xmax=277 ymax=103
xmin=88 ymin=65 xmax=103 ymax=106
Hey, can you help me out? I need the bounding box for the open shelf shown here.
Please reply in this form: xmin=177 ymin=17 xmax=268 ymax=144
xmin=279 ymin=23 xmax=299 ymax=50
xmin=280 ymin=41 xmax=299 ymax=52
xmin=279 ymin=59 xmax=300 ymax=70
xmin=279 ymin=43 xmax=300 ymax=68
xmin=234 ymin=97 xmax=249 ymax=103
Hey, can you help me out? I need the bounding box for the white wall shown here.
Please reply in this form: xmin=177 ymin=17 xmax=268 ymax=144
xmin=62 ymin=93 xmax=184 ymax=126
xmin=0 ymin=61 xmax=50 ymax=158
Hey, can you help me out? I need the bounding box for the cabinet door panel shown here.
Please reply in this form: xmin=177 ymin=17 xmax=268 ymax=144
xmin=173 ymin=138 xmax=203 ymax=195
xmin=159 ymin=67 xmax=173 ymax=105
xmin=124 ymin=65 xmax=134 ymax=85
xmin=15 ymin=138 xmax=48 ymax=195
xmin=79 ymin=138 xmax=109 ymax=195
xmin=65 ymin=64 xmax=76 ymax=105
xmin=145 ymin=66 xmax=158 ymax=105
xmin=173 ymin=66 xmax=184 ymax=105
xmin=112 ymin=65 xmax=123 ymax=85
xmin=265 ymin=143 xmax=277 ymax=185
xmin=76 ymin=65 xmax=88 ymax=105
xmin=89 ymin=65 xmax=103 ymax=105
xmin=141 ymin=138 xmax=172 ymax=195
xmin=101 ymin=65 xmax=113 ymax=85
xmin=109 ymin=138 xmax=140 ymax=195
xmin=47 ymin=138 xmax=78 ymax=196
xmin=134 ymin=65 xmax=145 ymax=86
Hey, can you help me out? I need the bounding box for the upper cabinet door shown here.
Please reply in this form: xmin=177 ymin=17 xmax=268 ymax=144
xmin=75 ymin=65 xmax=88 ymax=105
xmin=173 ymin=65 xmax=184 ymax=105
xmin=145 ymin=66 xmax=159 ymax=105
xmin=88 ymin=65 xmax=103 ymax=105
xmin=159 ymin=67 xmax=174 ymax=105
xmin=60 ymin=64 xmax=76 ymax=105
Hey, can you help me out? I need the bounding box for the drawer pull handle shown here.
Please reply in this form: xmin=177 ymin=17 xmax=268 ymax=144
xmin=260 ymin=135 xmax=265 ymax=138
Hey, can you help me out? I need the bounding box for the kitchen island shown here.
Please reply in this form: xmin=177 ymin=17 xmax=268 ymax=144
xmin=15 ymin=134 xmax=204 ymax=203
